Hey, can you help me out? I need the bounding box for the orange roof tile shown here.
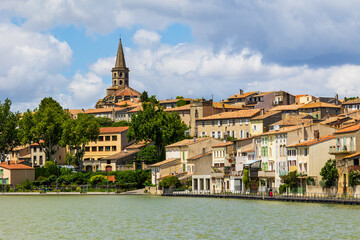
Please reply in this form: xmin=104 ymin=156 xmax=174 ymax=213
xmin=166 ymin=137 xmax=214 ymax=148
xmin=159 ymin=98 xmax=192 ymax=104
xmin=251 ymin=111 xmax=281 ymax=120
xmin=150 ymin=158 xmax=181 ymax=167
xmin=197 ymin=109 xmax=260 ymax=120
xmin=187 ymin=151 xmax=212 ymax=160
xmin=343 ymin=152 xmax=360 ymax=159
xmin=299 ymin=102 xmax=341 ymax=109
xmin=83 ymin=107 xmax=125 ymax=114
xmin=100 ymin=127 xmax=129 ymax=134
xmin=269 ymin=104 xmax=303 ymax=111
xmin=212 ymin=141 xmax=234 ymax=148
xmin=228 ymin=91 xmax=259 ymax=100
xmin=334 ymin=123 xmax=360 ymax=134
xmin=287 ymin=135 xmax=335 ymax=147
xmin=0 ymin=161 xmax=34 ymax=170
xmin=254 ymin=125 xmax=302 ymax=137
xmin=212 ymin=102 xmax=245 ymax=109
xmin=342 ymin=98 xmax=360 ymax=105
xmin=164 ymin=104 xmax=190 ymax=112
xmin=269 ymin=115 xmax=314 ymax=127
xmin=109 ymin=86 xmax=140 ymax=97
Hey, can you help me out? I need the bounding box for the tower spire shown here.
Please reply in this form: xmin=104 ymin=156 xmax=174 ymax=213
xmin=115 ymin=38 xmax=126 ymax=69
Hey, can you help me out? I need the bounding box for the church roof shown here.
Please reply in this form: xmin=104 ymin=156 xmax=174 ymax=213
xmin=108 ymin=86 xmax=141 ymax=98
xmin=113 ymin=38 xmax=127 ymax=69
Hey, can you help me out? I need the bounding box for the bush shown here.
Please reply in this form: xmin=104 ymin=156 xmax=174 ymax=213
xmin=306 ymin=177 xmax=315 ymax=186
xmin=279 ymin=184 xmax=287 ymax=194
xmin=349 ymin=170 xmax=360 ymax=187
xmin=159 ymin=176 xmax=181 ymax=189
xmin=320 ymin=159 xmax=338 ymax=188
xmin=89 ymin=174 xmax=107 ymax=185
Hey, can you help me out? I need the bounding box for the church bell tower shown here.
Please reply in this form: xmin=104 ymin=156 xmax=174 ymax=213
xmin=111 ymin=38 xmax=129 ymax=89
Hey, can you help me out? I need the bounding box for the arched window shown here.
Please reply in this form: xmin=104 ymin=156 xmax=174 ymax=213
xmin=114 ymin=80 xmax=117 ymax=85
xmin=114 ymin=73 xmax=117 ymax=77
xmin=120 ymin=80 xmax=123 ymax=85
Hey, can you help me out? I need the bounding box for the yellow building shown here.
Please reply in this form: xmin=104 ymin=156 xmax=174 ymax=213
xmin=196 ymin=109 xmax=260 ymax=139
xmin=82 ymin=127 xmax=131 ymax=172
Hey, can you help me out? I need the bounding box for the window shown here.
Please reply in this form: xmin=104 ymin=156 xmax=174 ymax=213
xmin=112 ymin=135 xmax=117 ymax=141
xmin=105 ymin=136 xmax=111 ymax=141
xmin=240 ymin=119 xmax=242 ymax=125
xmin=218 ymin=131 xmax=221 ymax=139
xmin=232 ymin=119 xmax=235 ymax=126
xmin=112 ymin=146 xmax=117 ymax=151
xmin=99 ymin=136 xmax=104 ymax=141
xmin=0 ymin=169 xmax=3 ymax=175
xmin=212 ymin=132 xmax=216 ymax=138
xmin=39 ymin=156 xmax=43 ymax=165
xmin=202 ymin=121 xmax=205 ymax=127
xmin=212 ymin=120 xmax=215 ymax=126
xmin=107 ymin=160 xmax=111 ymax=164
xmin=304 ymin=148 xmax=308 ymax=156
xmin=227 ymin=120 xmax=230 ymax=126
xmin=92 ymin=147 xmax=97 ymax=152
xmin=98 ymin=146 xmax=104 ymax=151
xmin=218 ymin=120 xmax=222 ymax=126
xmin=354 ymin=158 xmax=359 ymax=166
xmin=85 ymin=147 xmax=90 ymax=152
xmin=245 ymin=119 xmax=249 ymax=125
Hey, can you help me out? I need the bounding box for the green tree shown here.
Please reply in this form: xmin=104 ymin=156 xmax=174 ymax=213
xmin=159 ymin=176 xmax=181 ymax=189
xmin=45 ymin=161 xmax=60 ymax=177
xmin=280 ymin=171 xmax=300 ymax=190
xmin=112 ymin=120 xmax=130 ymax=127
xmin=127 ymin=100 xmax=188 ymax=161
xmin=61 ymin=113 xmax=100 ymax=171
xmin=0 ymin=98 xmax=20 ymax=162
xmin=19 ymin=97 xmax=70 ymax=162
xmin=320 ymin=159 xmax=338 ymax=188
xmin=140 ymin=91 xmax=149 ymax=102
xmin=96 ymin=117 xmax=113 ymax=127
xmin=89 ymin=174 xmax=107 ymax=185
xmin=349 ymin=170 xmax=360 ymax=187
xmin=242 ymin=168 xmax=250 ymax=190
xmin=137 ymin=145 xmax=158 ymax=164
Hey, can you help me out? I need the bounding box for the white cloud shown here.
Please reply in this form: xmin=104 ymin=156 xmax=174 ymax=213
xmin=133 ymin=29 xmax=161 ymax=46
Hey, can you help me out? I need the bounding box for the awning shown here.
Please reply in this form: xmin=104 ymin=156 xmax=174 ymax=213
xmin=243 ymin=160 xmax=261 ymax=165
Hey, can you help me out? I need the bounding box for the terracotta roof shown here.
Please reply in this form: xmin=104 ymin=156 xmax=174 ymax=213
xmin=100 ymin=127 xmax=129 ymax=134
xmin=242 ymin=148 xmax=255 ymax=153
xmin=102 ymin=149 xmax=139 ymax=160
xmin=83 ymin=107 xmax=125 ymax=114
xmin=212 ymin=141 xmax=234 ymax=148
xmin=212 ymin=102 xmax=245 ymax=109
xmin=166 ymin=137 xmax=213 ymax=148
xmin=252 ymin=91 xmax=274 ymax=97
xmin=0 ymin=161 xmax=34 ymax=170
xmin=320 ymin=116 xmax=348 ymax=125
xmin=18 ymin=154 xmax=31 ymax=159
xmin=157 ymin=172 xmax=187 ymax=180
xmin=125 ymin=141 xmax=149 ymax=150
xmin=12 ymin=145 xmax=28 ymax=151
xmin=228 ymin=91 xmax=259 ymax=100
xmin=269 ymin=104 xmax=303 ymax=111
xmin=150 ymin=158 xmax=180 ymax=167
xmin=254 ymin=126 xmax=301 ymax=137
xmin=334 ymin=123 xmax=360 ymax=134
xmin=342 ymin=98 xmax=360 ymax=105
xmin=164 ymin=104 xmax=190 ymax=112
xmin=187 ymin=151 xmax=212 ymax=160
xmin=340 ymin=109 xmax=360 ymax=116
xmin=287 ymin=135 xmax=335 ymax=147
xmin=114 ymin=100 xmax=139 ymax=107
xmin=67 ymin=109 xmax=83 ymax=115
xmin=197 ymin=109 xmax=260 ymax=121
xmin=299 ymin=102 xmax=341 ymax=109
xmin=108 ymin=86 xmax=141 ymax=97
xmin=128 ymin=105 xmax=143 ymax=113
xmin=269 ymin=115 xmax=314 ymax=127
xmin=159 ymin=98 xmax=192 ymax=104
xmin=251 ymin=111 xmax=281 ymax=120
xmin=295 ymin=94 xmax=307 ymax=99
xmin=343 ymin=152 xmax=360 ymax=159
xmin=107 ymin=175 xmax=117 ymax=182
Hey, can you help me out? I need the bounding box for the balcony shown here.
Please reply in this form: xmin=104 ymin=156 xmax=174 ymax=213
xmin=258 ymin=170 xmax=275 ymax=178
xmin=211 ymin=166 xmax=231 ymax=178
xmin=272 ymin=100 xmax=283 ymax=106
xmin=279 ymin=170 xmax=288 ymax=176
xmin=329 ymin=145 xmax=355 ymax=155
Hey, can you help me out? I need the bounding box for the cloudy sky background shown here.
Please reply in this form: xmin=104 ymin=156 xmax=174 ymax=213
xmin=1 ymin=0 xmax=360 ymax=111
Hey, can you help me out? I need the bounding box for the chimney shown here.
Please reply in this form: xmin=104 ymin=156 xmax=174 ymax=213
xmin=314 ymin=130 xmax=320 ymax=141
xmin=239 ymin=89 xmax=244 ymax=95
xmin=7 ymin=160 xmax=10 ymax=165
xmin=335 ymin=94 xmax=339 ymax=105
xmin=202 ymin=148 xmax=206 ymax=155
xmin=260 ymin=108 xmax=265 ymax=115
xmin=15 ymin=159 xmax=18 ymax=164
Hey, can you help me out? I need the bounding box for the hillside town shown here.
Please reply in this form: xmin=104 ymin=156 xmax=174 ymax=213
xmin=1 ymin=39 xmax=360 ymax=197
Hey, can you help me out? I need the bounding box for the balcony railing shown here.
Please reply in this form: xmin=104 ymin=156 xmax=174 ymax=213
xmin=258 ymin=171 xmax=275 ymax=178
xmin=329 ymin=145 xmax=354 ymax=155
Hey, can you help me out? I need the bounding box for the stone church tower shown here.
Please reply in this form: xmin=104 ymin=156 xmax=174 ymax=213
xmin=107 ymin=38 xmax=130 ymax=95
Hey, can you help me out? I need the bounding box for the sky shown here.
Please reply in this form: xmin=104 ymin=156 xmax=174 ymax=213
xmin=1 ymin=0 xmax=360 ymax=112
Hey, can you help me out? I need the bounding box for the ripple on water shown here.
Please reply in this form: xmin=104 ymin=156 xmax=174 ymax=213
xmin=0 ymin=195 xmax=360 ymax=239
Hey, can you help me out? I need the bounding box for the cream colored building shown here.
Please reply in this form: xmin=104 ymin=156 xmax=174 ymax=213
xmin=164 ymin=104 xmax=191 ymax=129
xmin=30 ymin=143 xmax=66 ymax=167
xmin=0 ymin=161 xmax=35 ymax=186
xmin=196 ymin=109 xmax=260 ymax=139
xmin=287 ymin=135 xmax=335 ymax=185
xmin=82 ymin=127 xmax=131 ymax=172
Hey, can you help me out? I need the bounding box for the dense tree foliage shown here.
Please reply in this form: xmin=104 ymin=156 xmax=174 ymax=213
xmin=159 ymin=176 xmax=181 ymax=189
xmin=127 ymin=99 xmax=188 ymax=161
xmin=320 ymin=159 xmax=338 ymax=188
xmin=96 ymin=117 xmax=113 ymax=127
xmin=112 ymin=120 xmax=130 ymax=127
xmin=19 ymin=97 xmax=70 ymax=161
xmin=140 ymin=91 xmax=149 ymax=102
xmin=61 ymin=113 xmax=100 ymax=170
xmin=0 ymin=98 xmax=20 ymax=162
xmin=349 ymin=170 xmax=360 ymax=187
xmin=136 ymin=145 xmax=158 ymax=164
xmin=280 ymin=171 xmax=300 ymax=190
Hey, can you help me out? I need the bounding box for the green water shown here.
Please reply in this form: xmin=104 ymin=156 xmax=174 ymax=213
xmin=0 ymin=195 xmax=359 ymax=239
